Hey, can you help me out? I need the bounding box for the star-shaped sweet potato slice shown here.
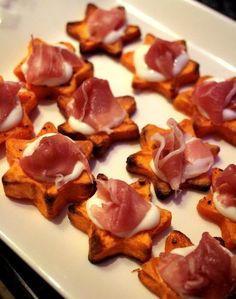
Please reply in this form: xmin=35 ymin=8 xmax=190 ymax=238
xmin=126 ymin=119 xmax=220 ymax=199
xmin=57 ymin=94 xmax=139 ymax=157
xmin=174 ymin=76 xmax=236 ymax=146
xmin=2 ymin=122 xmax=96 ymax=219
xmin=68 ymin=175 xmax=171 ymax=263
xmin=121 ymin=33 xmax=199 ymax=99
xmin=0 ymin=82 xmax=37 ymax=145
xmin=138 ymin=230 xmax=193 ymax=299
xmin=66 ymin=3 xmax=141 ymax=57
xmin=14 ymin=38 xmax=94 ymax=101
xmin=197 ymin=168 xmax=236 ymax=250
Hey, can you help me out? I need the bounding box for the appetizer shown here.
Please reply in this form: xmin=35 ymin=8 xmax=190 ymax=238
xmin=68 ymin=174 xmax=171 ymax=263
xmin=14 ymin=37 xmax=93 ymax=100
xmin=0 ymin=76 xmax=36 ymax=145
xmin=197 ymin=164 xmax=236 ymax=250
xmin=174 ymin=77 xmax=236 ymax=145
xmin=2 ymin=122 xmax=95 ymax=219
xmin=138 ymin=230 xmax=236 ymax=298
xmin=66 ymin=3 xmax=141 ymax=56
xmin=127 ymin=118 xmax=220 ymax=199
xmin=57 ymin=77 xmax=139 ymax=157
xmin=121 ymin=33 xmax=199 ymax=99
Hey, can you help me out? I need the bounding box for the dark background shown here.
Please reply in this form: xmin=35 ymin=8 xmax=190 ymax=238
xmin=196 ymin=0 xmax=236 ymax=20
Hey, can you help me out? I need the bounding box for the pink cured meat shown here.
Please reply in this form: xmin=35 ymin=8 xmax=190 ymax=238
xmin=192 ymin=79 xmax=236 ymax=125
xmin=66 ymin=77 xmax=126 ymax=133
xmin=152 ymin=118 xmax=185 ymax=191
xmin=152 ymin=119 xmax=214 ymax=190
xmin=90 ymin=178 xmax=151 ymax=234
xmin=144 ymin=38 xmax=188 ymax=79
xmin=0 ymin=80 xmax=22 ymax=125
xmin=24 ymin=40 xmax=83 ymax=85
xmin=157 ymin=232 xmax=236 ymax=298
xmin=183 ymin=137 xmax=214 ymax=180
xmin=87 ymin=8 xmax=126 ymax=42
xmin=20 ymin=134 xmax=91 ymax=185
xmin=214 ymin=164 xmax=236 ymax=207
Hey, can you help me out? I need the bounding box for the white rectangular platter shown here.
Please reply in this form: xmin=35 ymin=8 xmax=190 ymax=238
xmin=0 ymin=1 xmax=236 ymax=298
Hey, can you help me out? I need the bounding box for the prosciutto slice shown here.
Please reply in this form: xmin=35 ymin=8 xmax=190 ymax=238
xmin=87 ymin=8 xmax=126 ymax=42
xmin=152 ymin=118 xmax=214 ymax=190
xmin=0 ymin=80 xmax=22 ymax=125
xmin=192 ymin=79 xmax=236 ymax=125
xmin=20 ymin=134 xmax=91 ymax=186
xmin=24 ymin=39 xmax=83 ymax=85
xmin=183 ymin=137 xmax=214 ymax=180
xmin=214 ymin=164 xmax=236 ymax=207
xmin=66 ymin=77 xmax=126 ymax=133
xmin=90 ymin=178 xmax=151 ymax=234
xmin=144 ymin=38 xmax=189 ymax=79
xmin=152 ymin=119 xmax=185 ymax=190
xmin=157 ymin=232 xmax=236 ymax=298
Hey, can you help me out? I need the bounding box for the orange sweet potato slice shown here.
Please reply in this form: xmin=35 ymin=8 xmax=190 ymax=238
xmin=126 ymin=119 xmax=220 ymax=199
xmin=57 ymin=95 xmax=139 ymax=157
xmin=2 ymin=122 xmax=96 ymax=219
xmin=138 ymin=231 xmax=230 ymax=298
xmin=14 ymin=38 xmax=94 ymax=101
xmin=68 ymin=176 xmax=172 ymax=263
xmin=66 ymin=3 xmax=141 ymax=57
xmin=138 ymin=230 xmax=192 ymax=299
xmin=197 ymin=168 xmax=236 ymax=250
xmin=120 ymin=33 xmax=199 ymax=99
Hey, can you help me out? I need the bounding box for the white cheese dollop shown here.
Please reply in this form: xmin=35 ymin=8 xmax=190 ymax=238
xmin=103 ymin=25 xmax=126 ymax=44
xmin=0 ymin=98 xmax=23 ymax=132
xmin=171 ymin=245 xmax=196 ymax=256
xmin=86 ymin=193 xmax=160 ymax=238
xmin=213 ymin=192 xmax=236 ymax=222
xmin=68 ymin=116 xmax=96 ymax=135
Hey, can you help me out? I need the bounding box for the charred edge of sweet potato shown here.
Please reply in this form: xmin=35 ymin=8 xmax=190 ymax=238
xmin=165 ymin=230 xmax=193 ymax=252
xmin=89 ymin=134 xmax=111 ymax=157
xmin=126 ymin=154 xmax=173 ymax=200
xmin=58 ymin=121 xmax=139 ymax=158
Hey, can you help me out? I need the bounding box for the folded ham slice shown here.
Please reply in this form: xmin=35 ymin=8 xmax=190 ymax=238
xmin=87 ymin=8 xmax=126 ymax=42
xmin=152 ymin=119 xmax=185 ymax=190
xmin=183 ymin=136 xmax=214 ymax=180
xmin=144 ymin=38 xmax=189 ymax=79
xmin=157 ymin=232 xmax=236 ymax=298
xmin=0 ymin=80 xmax=22 ymax=125
xmin=89 ymin=178 xmax=151 ymax=234
xmin=192 ymin=79 xmax=236 ymax=125
xmin=20 ymin=134 xmax=91 ymax=187
xmin=66 ymin=77 xmax=126 ymax=133
xmin=23 ymin=39 xmax=83 ymax=86
xmin=214 ymin=164 xmax=236 ymax=207
xmin=152 ymin=118 xmax=214 ymax=190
